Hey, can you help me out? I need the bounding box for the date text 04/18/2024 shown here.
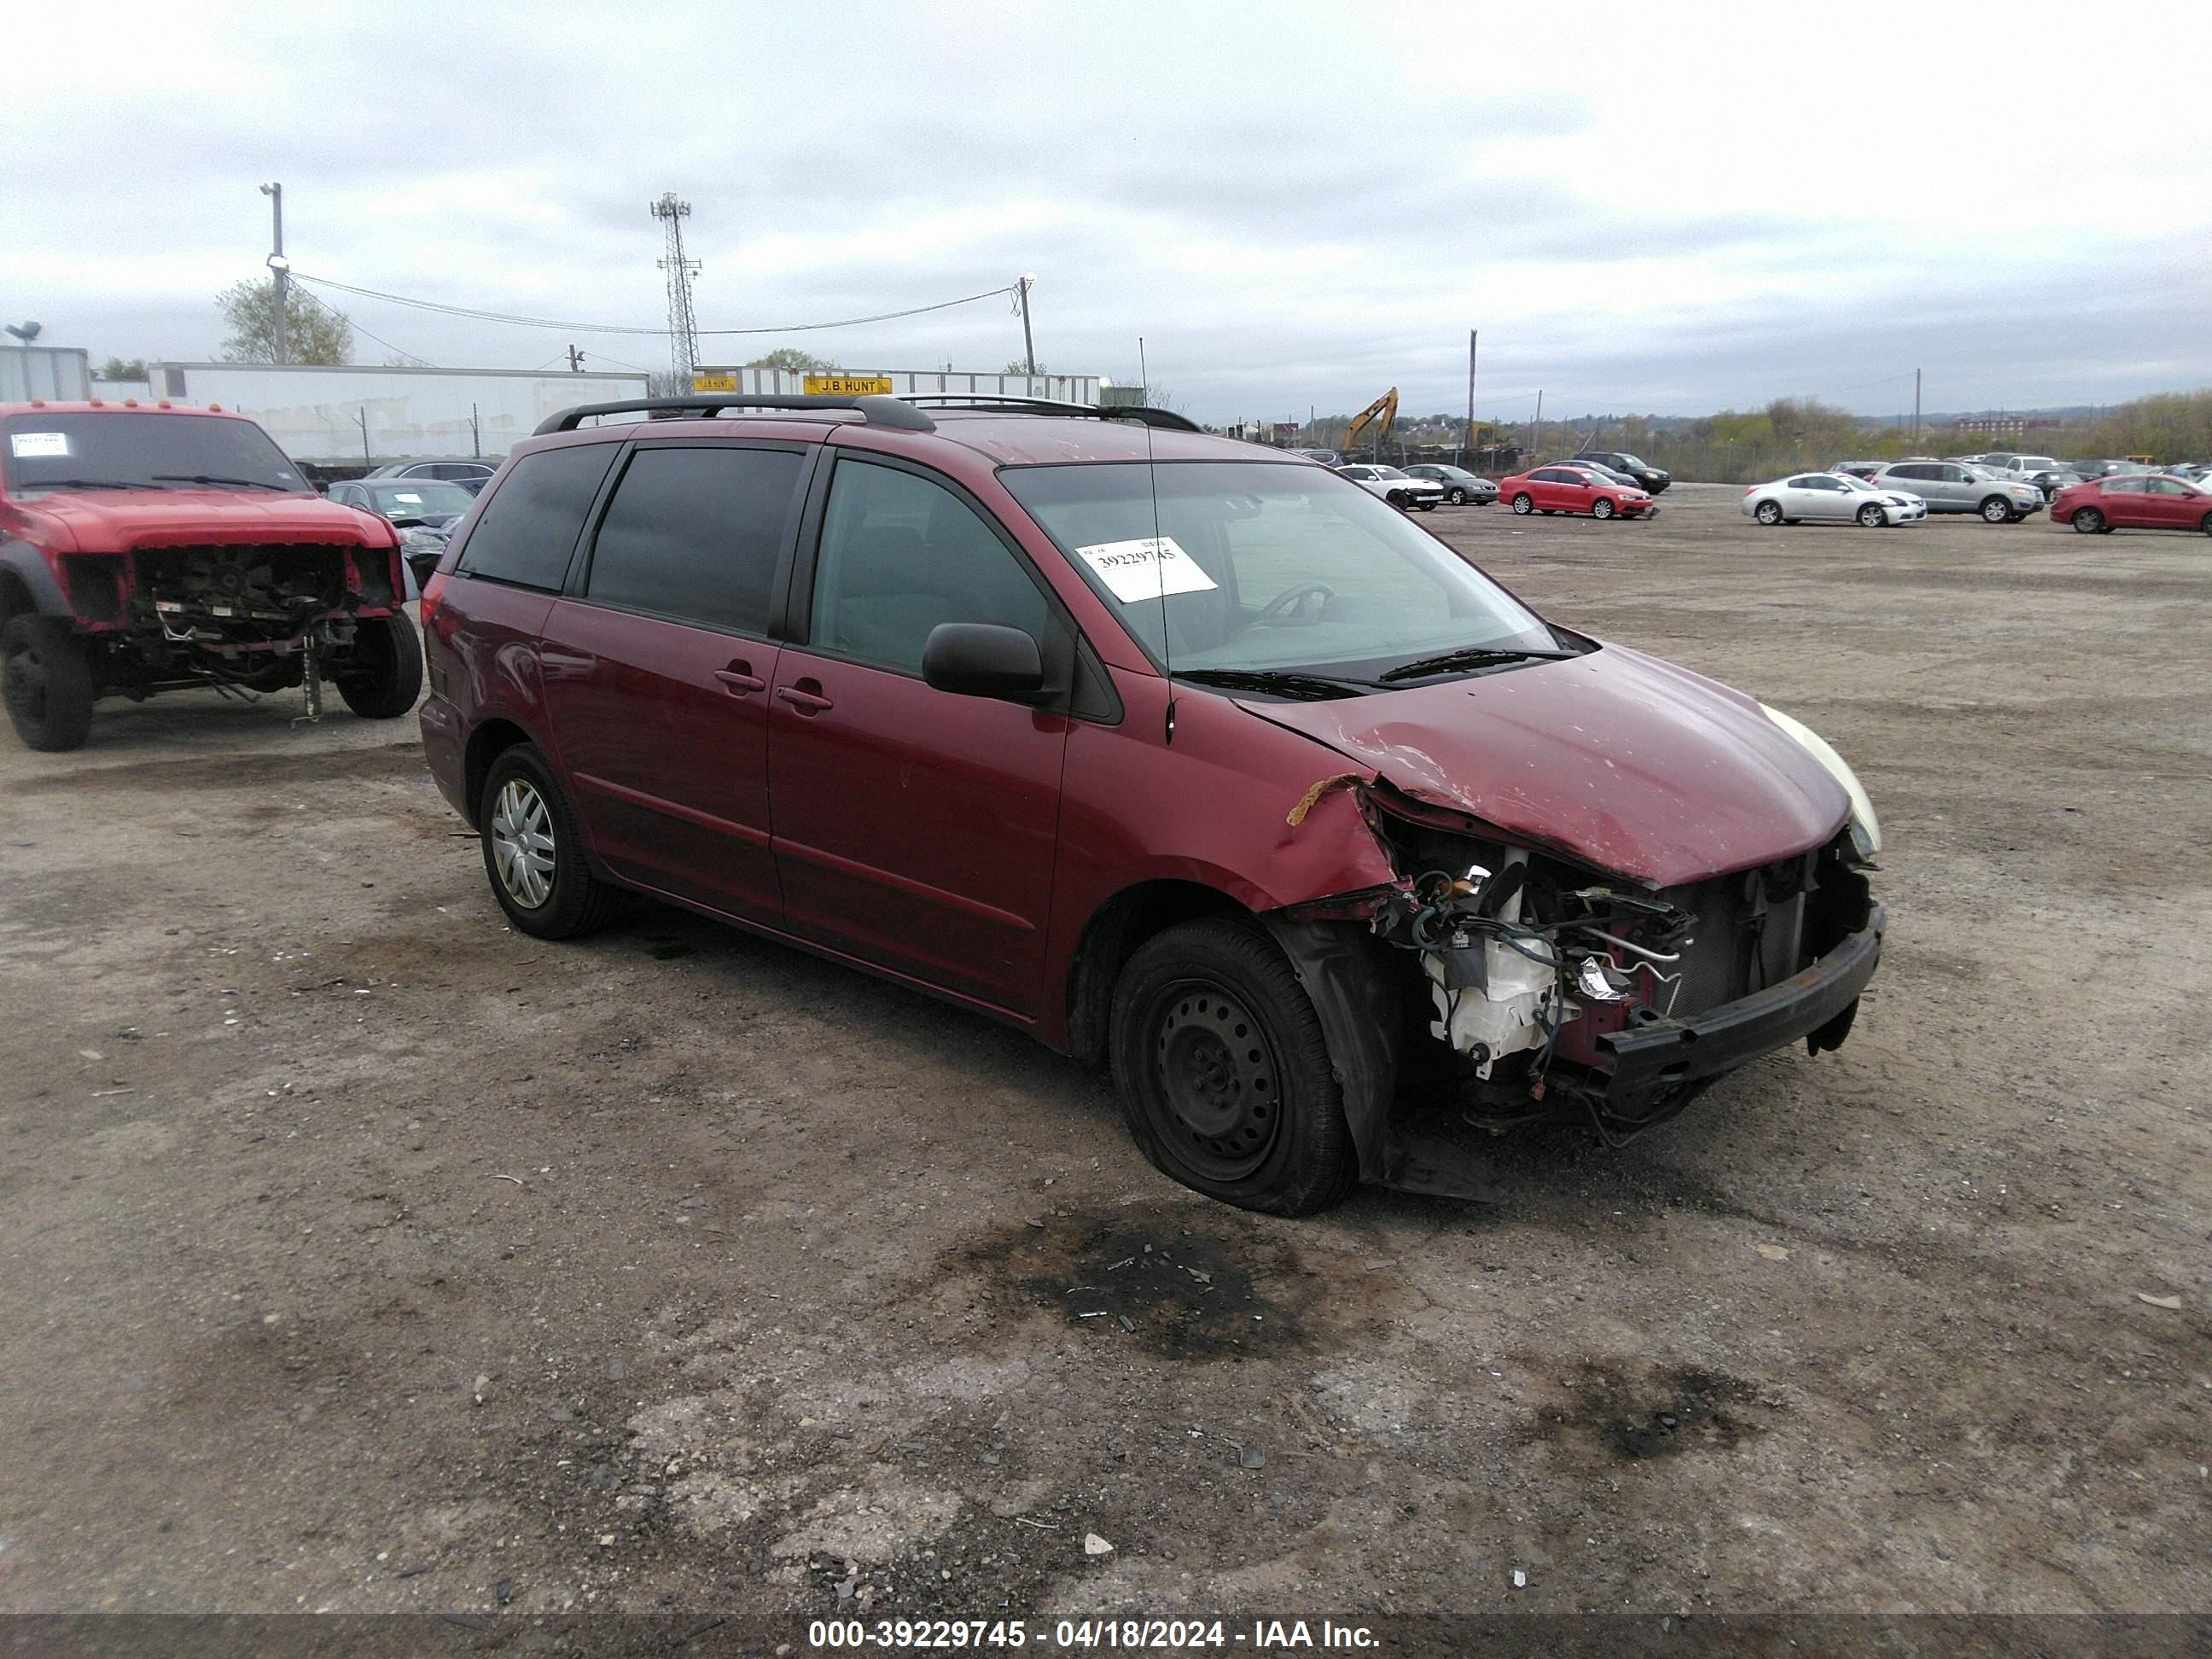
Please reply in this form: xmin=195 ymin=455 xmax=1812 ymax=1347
xmin=806 ymin=1618 xmax=1379 ymax=1650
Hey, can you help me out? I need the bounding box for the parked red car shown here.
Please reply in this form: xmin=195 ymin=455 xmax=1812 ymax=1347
xmin=2048 ymin=474 xmax=2212 ymax=536
xmin=1499 ymin=463 xmax=1656 ymax=520
xmin=420 ymin=395 xmax=1880 ymax=1214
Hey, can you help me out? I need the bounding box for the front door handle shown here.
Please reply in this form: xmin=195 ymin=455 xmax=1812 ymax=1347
xmin=777 ymin=682 xmax=834 ymax=714
xmin=714 ymin=665 xmax=766 ymax=695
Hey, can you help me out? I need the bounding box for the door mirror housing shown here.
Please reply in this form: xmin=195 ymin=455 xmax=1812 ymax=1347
xmin=922 ymin=622 xmax=1046 ymax=701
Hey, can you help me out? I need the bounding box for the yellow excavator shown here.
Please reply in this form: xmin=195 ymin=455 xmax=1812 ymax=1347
xmin=1341 ymin=387 xmax=1398 ymax=459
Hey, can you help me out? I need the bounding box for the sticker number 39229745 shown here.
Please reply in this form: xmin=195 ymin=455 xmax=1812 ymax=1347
xmin=9 ymin=432 xmax=71 ymax=459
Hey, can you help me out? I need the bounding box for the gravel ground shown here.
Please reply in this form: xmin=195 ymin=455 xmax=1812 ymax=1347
xmin=1 ymin=482 xmax=2206 ymax=1633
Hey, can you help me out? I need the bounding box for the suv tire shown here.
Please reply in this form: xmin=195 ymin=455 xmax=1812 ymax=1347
xmin=2 ymin=614 xmax=96 ymax=753
xmin=479 ymin=744 xmax=623 ymax=940
xmin=1109 ymin=917 xmax=1358 ymax=1216
xmin=336 ymin=613 xmax=425 ymax=719
xmin=1980 ymin=496 xmax=2014 ymax=523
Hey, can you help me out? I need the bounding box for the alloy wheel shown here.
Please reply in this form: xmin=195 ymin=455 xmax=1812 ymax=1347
xmin=490 ymin=778 xmax=556 ymax=909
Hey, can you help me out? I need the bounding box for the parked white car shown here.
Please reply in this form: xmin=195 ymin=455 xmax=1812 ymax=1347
xmin=1742 ymin=471 xmax=1929 ymax=527
xmin=1333 ymin=463 xmax=1446 ymax=511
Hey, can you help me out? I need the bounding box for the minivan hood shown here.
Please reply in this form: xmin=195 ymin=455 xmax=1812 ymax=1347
xmin=15 ymin=489 xmax=390 ymax=553
xmin=1241 ymin=643 xmax=1851 ymax=887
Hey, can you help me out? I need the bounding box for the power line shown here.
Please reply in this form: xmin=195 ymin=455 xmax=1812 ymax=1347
xmin=350 ymin=319 xmax=434 ymax=367
xmin=289 ymin=271 xmax=1020 ymax=338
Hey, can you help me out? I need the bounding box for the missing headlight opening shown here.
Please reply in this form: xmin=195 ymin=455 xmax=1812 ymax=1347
xmin=1360 ymin=795 xmax=1877 ymax=1144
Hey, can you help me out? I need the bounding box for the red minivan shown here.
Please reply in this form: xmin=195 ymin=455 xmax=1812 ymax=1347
xmin=419 ymin=394 xmax=1882 ymax=1214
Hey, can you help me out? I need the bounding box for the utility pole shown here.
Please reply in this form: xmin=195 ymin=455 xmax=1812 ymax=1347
xmin=1532 ymin=388 xmax=1543 ymax=456
xmin=1017 ymin=276 xmax=1039 ymax=379
xmin=1138 ymin=335 xmax=1148 ymax=404
xmin=1464 ymin=329 xmax=1478 ymax=462
xmin=470 ymin=402 xmax=480 ymax=459
xmin=1914 ymin=368 xmax=1921 ymax=442
xmin=259 ymin=183 xmax=288 ymax=364
xmin=567 ymin=344 xmax=585 ymax=373
xmin=650 ymin=193 xmax=701 ymax=388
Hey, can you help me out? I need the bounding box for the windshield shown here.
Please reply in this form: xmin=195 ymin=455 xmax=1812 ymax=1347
xmin=365 ymin=480 xmax=474 ymax=517
xmin=1000 ymin=461 xmax=1558 ymax=678
xmin=2 ymin=411 xmax=306 ymax=494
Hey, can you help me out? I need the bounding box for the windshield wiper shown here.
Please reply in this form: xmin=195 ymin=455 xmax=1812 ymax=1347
xmin=152 ymin=474 xmax=293 ymax=491
xmin=1175 ymin=668 xmax=1371 ymax=701
xmin=1377 ymin=644 xmax=1580 ymax=684
xmin=30 ymin=478 xmax=164 ymax=491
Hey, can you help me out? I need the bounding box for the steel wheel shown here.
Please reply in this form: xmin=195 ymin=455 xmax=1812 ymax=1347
xmin=1755 ymin=500 xmax=1783 ymax=525
xmin=1858 ymin=503 xmax=1885 ymax=527
xmin=1149 ymin=981 xmax=1282 ymax=1185
xmin=2071 ymin=508 xmax=2104 ymax=534
xmin=1592 ymin=498 xmax=1616 ymax=520
xmin=489 ymin=777 xmax=556 ymax=910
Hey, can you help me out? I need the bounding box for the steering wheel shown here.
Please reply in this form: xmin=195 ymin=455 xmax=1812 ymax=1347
xmin=1255 ymin=580 xmax=1337 ymax=626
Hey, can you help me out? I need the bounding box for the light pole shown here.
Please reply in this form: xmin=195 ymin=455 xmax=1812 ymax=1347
xmin=259 ymin=183 xmax=288 ymax=364
xmin=1016 ymin=274 xmax=1038 ymax=379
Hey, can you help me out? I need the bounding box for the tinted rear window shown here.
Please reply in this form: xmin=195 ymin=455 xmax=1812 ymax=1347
xmin=457 ymin=445 xmax=616 ymax=591
xmin=585 ymin=445 xmax=803 ymax=634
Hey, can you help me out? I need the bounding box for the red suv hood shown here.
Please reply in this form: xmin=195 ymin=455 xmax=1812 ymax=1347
xmin=1243 ymin=643 xmax=1851 ymax=888
xmin=18 ymin=489 xmax=390 ymax=553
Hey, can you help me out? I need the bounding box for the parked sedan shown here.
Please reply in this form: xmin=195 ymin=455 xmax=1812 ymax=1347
xmin=1743 ymin=472 xmax=1927 ymax=527
xmin=1500 ymin=463 xmax=1657 ymax=520
xmin=1831 ymin=461 xmax=1889 ymax=482
xmin=1868 ymin=461 xmax=2044 ymax=521
xmin=329 ymin=478 xmax=478 ymax=593
xmin=1574 ymin=450 xmax=1671 ymax=493
xmin=2049 ymin=473 xmax=2212 ymax=536
xmin=1400 ymin=463 xmax=1497 ymax=505
xmin=366 ymin=458 xmax=498 ymax=496
xmin=1334 ymin=463 xmax=1445 ymax=511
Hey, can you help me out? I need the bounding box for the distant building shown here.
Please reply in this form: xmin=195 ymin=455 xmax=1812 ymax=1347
xmin=1951 ymin=414 xmax=2061 ymax=437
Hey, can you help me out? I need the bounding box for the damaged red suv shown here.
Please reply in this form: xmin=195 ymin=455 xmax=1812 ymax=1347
xmin=420 ymin=394 xmax=1883 ymax=1214
xmin=1 ymin=401 xmax=421 ymax=751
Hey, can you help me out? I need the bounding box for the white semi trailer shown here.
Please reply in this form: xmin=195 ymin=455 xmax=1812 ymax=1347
xmin=137 ymin=363 xmax=652 ymax=469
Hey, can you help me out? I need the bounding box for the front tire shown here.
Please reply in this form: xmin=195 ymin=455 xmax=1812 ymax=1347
xmin=335 ymin=613 xmax=424 ymax=719
xmin=1858 ymin=504 xmax=1886 ymax=527
xmin=479 ymin=745 xmax=623 ymax=940
xmin=1446 ymin=487 xmax=1467 ymax=504
xmin=1109 ymin=918 xmax=1357 ymax=1216
xmin=1980 ymin=496 xmax=2014 ymax=523
xmin=1511 ymin=493 xmax=1534 ymax=515
xmin=1 ymin=614 xmax=96 ymax=753
xmin=1415 ymin=499 xmax=1437 ymax=512
xmin=1755 ymin=500 xmax=1784 ymax=526
xmin=1592 ymin=498 xmax=1616 ymax=521
xmin=2070 ymin=509 xmax=2104 ymax=534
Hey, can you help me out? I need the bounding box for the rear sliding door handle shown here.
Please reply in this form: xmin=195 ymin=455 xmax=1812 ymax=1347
xmin=776 ymin=684 xmax=834 ymax=714
xmin=714 ymin=668 xmax=766 ymax=695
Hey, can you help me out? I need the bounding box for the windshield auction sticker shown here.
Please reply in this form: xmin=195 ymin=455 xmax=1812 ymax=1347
xmin=1074 ymin=536 xmax=1218 ymax=604
xmin=9 ymin=432 xmax=70 ymax=458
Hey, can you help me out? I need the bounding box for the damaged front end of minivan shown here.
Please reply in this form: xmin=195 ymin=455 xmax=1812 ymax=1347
xmin=1265 ymin=774 xmax=1883 ymax=1202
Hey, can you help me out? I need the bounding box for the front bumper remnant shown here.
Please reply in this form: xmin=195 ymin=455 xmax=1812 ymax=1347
xmin=1598 ymin=903 xmax=1884 ymax=1108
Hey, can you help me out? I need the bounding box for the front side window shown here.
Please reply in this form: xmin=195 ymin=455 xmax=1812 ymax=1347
xmin=457 ymin=443 xmax=616 ymax=591
xmin=808 ymin=460 xmax=1050 ymax=675
xmin=1000 ymin=461 xmax=1553 ymax=678
xmin=585 ymin=445 xmax=802 ymax=634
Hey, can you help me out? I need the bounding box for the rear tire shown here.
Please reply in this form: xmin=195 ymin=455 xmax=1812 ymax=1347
xmin=2200 ymin=512 xmax=2212 ymax=535
xmin=1 ymin=614 xmax=96 ymax=753
xmin=335 ymin=613 xmax=424 ymax=719
xmin=1511 ymin=493 xmax=1534 ymax=515
xmin=1109 ymin=917 xmax=1358 ymax=1216
xmin=479 ymin=744 xmax=623 ymax=940
xmin=1755 ymin=500 xmax=1784 ymax=526
xmin=2070 ymin=509 xmax=2104 ymax=534
xmin=1857 ymin=504 xmax=1885 ymax=527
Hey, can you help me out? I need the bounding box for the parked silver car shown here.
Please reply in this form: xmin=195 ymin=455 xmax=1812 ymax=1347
xmin=1743 ymin=471 xmax=1928 ymax=527
xmin=1869 ymin=460 xmax=2044 ymax=521
xmin=1400 ymin=463 xmax=1497 ymax=504
xmin=1334 ymin=463 xmax=1445 ymax=511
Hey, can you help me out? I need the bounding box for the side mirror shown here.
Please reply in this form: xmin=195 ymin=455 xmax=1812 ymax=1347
xmin=922 ymin=622 xmax=1045 ymax=701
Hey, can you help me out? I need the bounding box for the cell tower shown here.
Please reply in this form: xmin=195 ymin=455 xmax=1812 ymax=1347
xmin=649 ymin=192 xmax=701 ymax=387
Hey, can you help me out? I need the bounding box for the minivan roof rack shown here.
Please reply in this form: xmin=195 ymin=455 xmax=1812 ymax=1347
xmin=534 ymin=393 xmax=936 ymax=435
xmin=901 ymin=393 xmax=1202 ymax=434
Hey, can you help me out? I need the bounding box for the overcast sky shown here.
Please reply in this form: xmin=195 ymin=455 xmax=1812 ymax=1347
xmin=7 ymin=1 xmax=2208 ymax=423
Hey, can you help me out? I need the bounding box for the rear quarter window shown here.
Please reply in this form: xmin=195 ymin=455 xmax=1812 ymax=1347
xmin=456 ymin=444 xmax=617 ymax=591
